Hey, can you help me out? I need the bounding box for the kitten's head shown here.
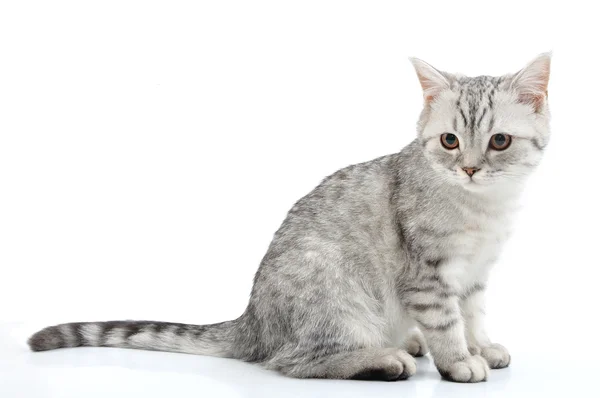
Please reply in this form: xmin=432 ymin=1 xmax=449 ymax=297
xmin=411 ymin=54 xmax=551 ymax=193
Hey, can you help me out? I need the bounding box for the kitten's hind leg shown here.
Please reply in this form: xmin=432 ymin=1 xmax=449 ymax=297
xmin=275 ymin=348 xmax=417 ymax=381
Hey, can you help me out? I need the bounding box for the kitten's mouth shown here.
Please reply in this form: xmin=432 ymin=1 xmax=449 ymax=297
xmin=463 ymin=179 xmax=486 ymax=190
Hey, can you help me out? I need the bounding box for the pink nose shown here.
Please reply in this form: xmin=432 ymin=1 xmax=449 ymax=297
xmin=462 ymin=167 xmax=480 ymax=177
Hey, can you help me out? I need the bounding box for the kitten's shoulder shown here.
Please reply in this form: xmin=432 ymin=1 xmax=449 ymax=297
xmin=315 ymin=139 xmax=422 ymax=190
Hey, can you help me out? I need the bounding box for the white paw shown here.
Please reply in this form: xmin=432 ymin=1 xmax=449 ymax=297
xmin=403 ymin=330 xmax=429 ymax=357
xmin=441 ymin=355 xmax=490 ymax=383
xmin=378 ymin=349 xmax=418 ymax=380
xmin=353 ymin=349 xmax=418 ymax=381
xmin=480 ymin=343 xmax=511 ymax=369
xmin=468 ymin=344 xmax=481 ymax=356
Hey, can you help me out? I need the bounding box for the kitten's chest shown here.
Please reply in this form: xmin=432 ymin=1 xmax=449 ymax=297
xmin=452 ymin=214 xmax=510 ymax=259
xmin=440 ymin=211 xmax=512 ymax=288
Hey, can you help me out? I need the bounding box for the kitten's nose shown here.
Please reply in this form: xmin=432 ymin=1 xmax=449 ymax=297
xmin=462 ymin=167 xmax=480 ymax=177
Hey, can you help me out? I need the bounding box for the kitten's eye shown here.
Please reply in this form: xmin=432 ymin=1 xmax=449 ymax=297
xmin=489 ymin=134 xmax=512 ymax=150
xmin=440 ymin=133 xmax=459 ymax=150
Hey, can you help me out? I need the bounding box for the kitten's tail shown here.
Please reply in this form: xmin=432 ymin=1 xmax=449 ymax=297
xmin=28 ymin=320 xmax=237 ymax=357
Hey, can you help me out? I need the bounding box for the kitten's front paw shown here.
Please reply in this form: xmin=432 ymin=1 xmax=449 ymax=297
xmin=439 ymin=355 xmax=490 ymax=383
xmin=403 ymin=330 xmax=428 ymax=357
xmin=480 ymin=343 xmax=510 ymax=369
xmin=468 ymin=344 xmax=481 ymax=356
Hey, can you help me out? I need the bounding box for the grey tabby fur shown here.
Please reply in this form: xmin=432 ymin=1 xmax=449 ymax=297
xmin=29 ymin=54 xmax=551 ymax=383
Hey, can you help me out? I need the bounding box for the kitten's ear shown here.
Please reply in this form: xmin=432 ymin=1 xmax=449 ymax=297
xmin=409 ymin=58 xmax=451 ymax=103
xmin=510 ymin=52 xmax=552 ymax=112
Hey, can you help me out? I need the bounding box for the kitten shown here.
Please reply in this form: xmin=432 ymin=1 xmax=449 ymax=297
xmin=28 ymin=54 xmax=551 ymax=383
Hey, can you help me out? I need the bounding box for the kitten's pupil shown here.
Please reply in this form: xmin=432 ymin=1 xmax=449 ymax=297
xmin=494 ymin=135 xmax=505 ymax=146
xmin=446 ymin=134 xmax=456 ymax=144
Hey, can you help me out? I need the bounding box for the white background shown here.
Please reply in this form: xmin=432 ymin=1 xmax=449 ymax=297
xmin=1 ymin=1 xmax=599 ymax=397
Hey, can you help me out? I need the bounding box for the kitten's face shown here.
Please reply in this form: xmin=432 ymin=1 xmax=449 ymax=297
xmin=412 ymin=55 xmax=551 ymax=193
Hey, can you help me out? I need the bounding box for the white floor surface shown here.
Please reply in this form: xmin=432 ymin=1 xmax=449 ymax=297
xmin=1 ymin=323 xmax=594 ymax=398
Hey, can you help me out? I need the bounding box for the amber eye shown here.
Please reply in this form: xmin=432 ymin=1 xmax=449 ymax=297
xmin=489 ymin=134 xmax=512 ymax=150
xmin=440 ymin=133 xmax=459 ymax=150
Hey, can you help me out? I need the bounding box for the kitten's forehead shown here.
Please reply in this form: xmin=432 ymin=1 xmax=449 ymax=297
xmin=454 ymin=75 xmax=505 ymax=89
xmin=449 ymin=75 xmax=510 ymax=143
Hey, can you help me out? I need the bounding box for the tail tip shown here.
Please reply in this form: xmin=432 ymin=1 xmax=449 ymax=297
xmin=28 ymin=326 xmax=63 ymax=352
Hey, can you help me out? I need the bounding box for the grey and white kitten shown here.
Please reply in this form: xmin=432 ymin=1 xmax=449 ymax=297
xmin=29 ymin=54 xmax=551 ymax=383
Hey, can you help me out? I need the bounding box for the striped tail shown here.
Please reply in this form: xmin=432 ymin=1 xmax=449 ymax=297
xmin=28 ymin=320 xmax=237 ymax=357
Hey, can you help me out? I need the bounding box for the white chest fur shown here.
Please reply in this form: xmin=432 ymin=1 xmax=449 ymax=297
xmin=440 ymin=209 xmax=513 ymax=291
